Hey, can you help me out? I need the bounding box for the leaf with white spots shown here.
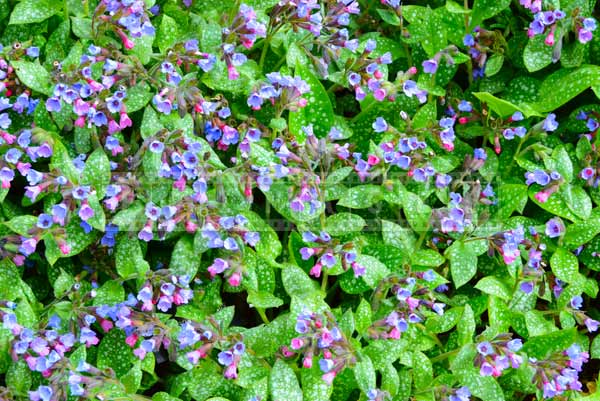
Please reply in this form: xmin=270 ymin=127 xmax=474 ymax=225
xmin=337 ymin=185 xmax=383 ymax=209
xmin=550 ymin=247 xmax=581 ymax=284
xmin=170 ymin=235 xmax=200 ymax=277
xmin=301 ymin=365 xmax=332 ymax=401
xmin=115 ymin=234 xmax=150 ymax=278
xmin=11 ymin=60 xmax=53 ymax=96
xmin=475 ymin=276 xmax=512 ymax=300
xmin=141 ymin=106 xmax=164 ymax=139
xmin=125 ymin=82 xmax=153 ymax=113
xmin=4 ymin=215 xmax=36 ymax=236
xmin=353 ymin=354 xmax=376 ymax=393
xmin=6 ymin=360 xmax=31 ymax=395
xmin=523 ymin=34 xmax=553 ymax=73
xmin=288 ymin=63 xmax=333 ymax=139
xmin=282 ymin=263 xmax=320 ymax=298
xmin=97 ymin=329 xmax=135 ymax=377
xmin=82 ymin=148 xmax=111 ymax=198
xmin=563 ymin=209 xmax=600 ymax=248
xmin=446 ymin=240 xmax=483 ymax=288
xmin=325 ymin=213 xmax=366 ymax=237
xmin=471 ymin=0 xmax=510 ymax=26
xmin=522 ymin=328 xmax=578 ymax=359
xmin=43 ymin=219 xmax=98 ymax=265
xmin=9 ymin=0 xmax=59 ymax=24
xmin=532 ymin=65 xmax=600 ymax=112
xmin=156 ymin=15 xmax=180 ymax=53
xmin=270 ymin=359 xmax=303 ymax=401
xmin=357 ymin=255 xmax=390 ymax=288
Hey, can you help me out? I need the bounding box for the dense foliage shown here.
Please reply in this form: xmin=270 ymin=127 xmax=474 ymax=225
xmin=0 ymin=0 xmax=599 ymax=400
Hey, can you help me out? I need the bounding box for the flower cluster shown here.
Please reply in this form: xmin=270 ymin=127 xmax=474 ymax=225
xmin=96 ymin=0 xmax=155 ymax=49
xmin=300 ymin=230 xmax=365 ymax=278
xmin=530 ymin=344 xmax=589 ymax=398
xmin=475 ymin=335 xmax=523 ymax=377
xmin=136 ymin=272 xmax=194 ymax=312
xmin=247 ymin=72 xmax=311 ymax=112
xmin=367 ymin=273 xmax=445 ymax=340
xmin=284 ymin=310 xmax=355 ymax=384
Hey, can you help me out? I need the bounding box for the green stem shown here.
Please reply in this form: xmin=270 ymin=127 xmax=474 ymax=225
xmin=257 ymin=308 xmax=270 ymax=324
xmin=259 ymin=33 xmax=273 ymax=71
xmin=430 ymin=348 xmax=459 ymax=363
xmin=321 ymin=271 xmax=329 ymax=293
xmin=63 ymin=0 xmax=69 ymax=20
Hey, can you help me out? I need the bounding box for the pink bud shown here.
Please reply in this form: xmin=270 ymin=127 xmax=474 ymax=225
xmin=535 ymin=190 xmax=550 ymax=203
xmin=303 ymin=356 xmax=313 ymax=368
xmin=408 ymin=66 xmax=417 ymax=74
xmin=74 ymin=115 xmax=86 ymax=128
xmin=545 ymin=31 xmax=555 ymax=46
xmin=228 ymin=272 xmax=241 ymax=287
xmin=59 ymin=242 xmax=71 ymax=255
xmin=185 ymin=221 xmax=197 ymax=233
xmin=125 ymin=334 xmax=139 ymax=347
xmin=458 ymin=117 xmax=469 ymax=124
xmin=373 ymin=70 xmax=383 ymax=79
xmin=322 ymin=371 xmax=337 ymax=385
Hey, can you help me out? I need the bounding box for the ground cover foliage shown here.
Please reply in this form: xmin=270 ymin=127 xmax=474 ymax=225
xmin=0 ymin=0 xmax=599 ymax=400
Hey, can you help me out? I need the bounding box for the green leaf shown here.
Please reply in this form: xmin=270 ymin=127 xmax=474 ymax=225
xmin=325 ymin=213 xmax=366 ymax=236
xmin=6 ymin=360 xmax=32 ymax=395
xmin=50 ymin=139 xmax=79 ymax=184
xmin=141 ymin=106 xmax=164 ymax=139
xmin=125 ymin=82 xmax=153 ymax=113
xmin=128 ymin=34 xmax=155 ymax=65
xmin=485 ymin=54 xmax=504 ymax=77
xmin=288 ymin=63 xmax=334 ymax=139
xmin=355 ymin=298 xmax=372 ymax=334
xmin=471 ymin=0 xmax=510 ymax=26
xmin=381 ymin=219 xmax=416 ymax=257
xmin=115 ymin=235 xmax=150 ymax=278
xmin=402 ymin=191 xmax=432 ymax=232
xmin=532 ymin=65 xmax=600 ymax=112
xmin=446 ymin=240 xmax=479 ymax=288
xmin=11 ymin=60 xmax=52 ymax=96
xmin=337 ymin=185 xmax=383 ymax=209
xmin=4 ymin=215 xmax=36 ymax=236
xmin=411 ymin=249 xmax=445 ymax=267
xmin=523 ymin=34 xmax=554 ymax=72
xmin=357 ymin=255 xmax=390 ymax=288
xmin=9 ymin=0 xmax=59 ymax=24
xmin=376 ymin=8 xmax=401 ymax=25
xmin=156 ymin=15 xmax=179 ymax=53
xmin=170 ymin=235 xmax=200 ymax=277
xmin=96 ymin=329 xmax=135 ymax=377
xmin=82 ymin=148 xmax=111 ymax=198
xmin=550 ymin=248 xmax=580 ymax=284
xmin=458 ymin=305 xmax=475 ymax=345
xmin=247 ymin=291 xmax=284 ymax=309
xmin=475 ymin=276 xmax=512 ymax=300
xmin=522 ymin=328 xmax=578 ymax=359
xmin=545 ymin=145 xmax=573 ymax=183
xmin=563 ymin=209 xmax=600 ymax=248
xmin=301 ymin=365 xmax=332 ymax=401
xmin=93 ymin=280 xmax=125 ymax=306
xmin=412 ymin=351 xmax=433 ymax=390
xmin=282 ymin=263 xmax=319 ymax=297
xmin=353 ymin=354 xmax=376 ymax=393
xmin=473 ymin=92 xmax=541 ymax=118
xmin=270 ymin=359 xmax=302 ymax=401
xmin=121 ymin=361 xmax=143 ymax=393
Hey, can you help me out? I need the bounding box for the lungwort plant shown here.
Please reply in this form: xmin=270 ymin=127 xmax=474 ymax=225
xmin=0 ymin=0 xmax=600 ymax=400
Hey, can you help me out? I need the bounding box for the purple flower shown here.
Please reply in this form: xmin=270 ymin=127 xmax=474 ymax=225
xmin=543 ymin=113 xmax=558 ymax=131
xmin=570 ymin=295 xmax=583 ymax=309
xmin=545 ymin=217 xmax=565 ymax=238
xmin=218 ymin=350 xmax=234 ymax=366
xmin=585 ymin=318 xmax=599 ymax=332
xmin=372 ymin=117 xmax=388 ymax=133
xmin=477 ymin=341 xmax=494 ymax=356
xmin=422 ymin=59 xmax=438 ymax=74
